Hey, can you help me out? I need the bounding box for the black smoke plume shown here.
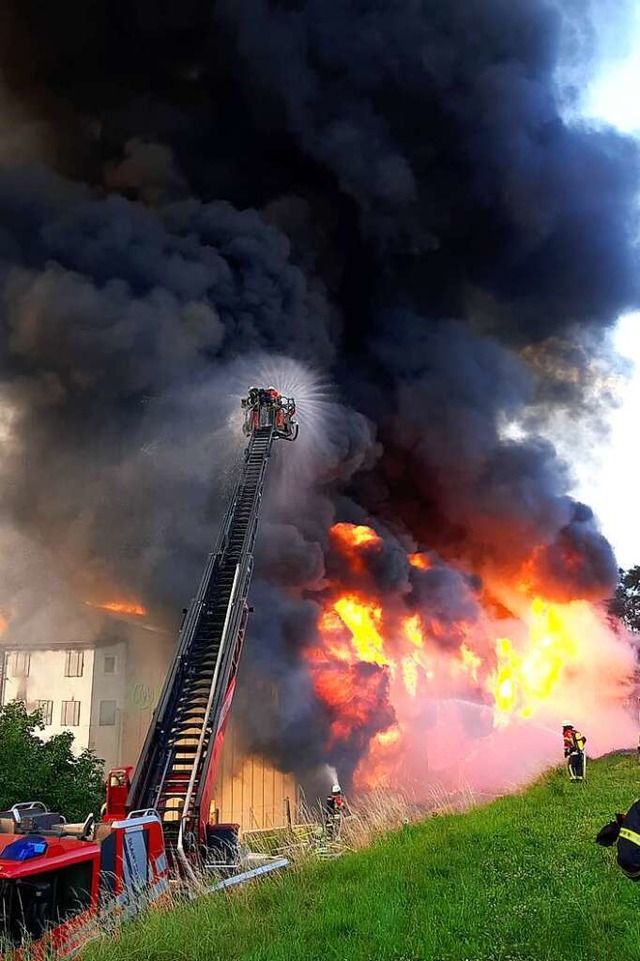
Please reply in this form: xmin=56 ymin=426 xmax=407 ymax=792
xmin=0 ymin=0 xmax=635 ymax=790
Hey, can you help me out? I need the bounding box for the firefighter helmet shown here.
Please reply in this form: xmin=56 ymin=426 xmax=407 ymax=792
xmin=331 ymin=783 xmax=341 ymax=794
xmin=562 ymin=720 xmax=573 ymax=728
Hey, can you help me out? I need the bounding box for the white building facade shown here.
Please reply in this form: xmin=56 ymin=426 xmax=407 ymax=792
xmin=0 ymin=630 xmax=298 ymax=831
xmin=0 ymin=641 xmax=127 ymax=771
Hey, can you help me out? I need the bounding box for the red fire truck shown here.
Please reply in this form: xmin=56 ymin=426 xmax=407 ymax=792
xmin=0 ymin=389 xmax=297 ymax=956
xmin=0 ymin=800 xmax=168 ymax=957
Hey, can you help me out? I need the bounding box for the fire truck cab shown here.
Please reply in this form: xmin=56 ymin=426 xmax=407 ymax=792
xmin=0 ymin=800 xmax=168 ymax=956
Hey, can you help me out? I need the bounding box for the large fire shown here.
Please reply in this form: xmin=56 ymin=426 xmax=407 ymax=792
xmin=306 ymin=522 xmax=636 ymax=794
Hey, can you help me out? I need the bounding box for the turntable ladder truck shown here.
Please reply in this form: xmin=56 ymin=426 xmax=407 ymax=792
xmin=0 ymin=390 xmax=298 ymax=957
xmin=111 ymin=390 xmax=298 ymax=879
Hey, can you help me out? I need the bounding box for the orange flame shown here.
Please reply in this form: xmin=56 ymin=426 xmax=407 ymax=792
xmin=332 ymin=596 xmax=388 ymax=667
xmin=376 ymin=726 xmax=402 ymax=748
xmin=331 ymin=523 xmax=381 ymax=550
xmin=457 ymin=644 xmax=482 ymax=682
xmin=409 ymin=553 xmax=432 ymax=570
xmin=330 ymin=523 xmax=381 ymax=572
xmin=488 ymin=598 xmax=578 ymax=725
xmin=314 ymin=576 xmax=582 ymax=736
xmin=307 ymin=516 xmax=628 ymax=791
xmin=403 ymin=614 xmax=423 ymax=648
xmin=90 ymin=601 xmax=148 ymax=617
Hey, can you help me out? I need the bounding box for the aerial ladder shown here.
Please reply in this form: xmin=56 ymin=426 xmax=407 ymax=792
xmin=109 ymin=385 xmax=298 ymax=877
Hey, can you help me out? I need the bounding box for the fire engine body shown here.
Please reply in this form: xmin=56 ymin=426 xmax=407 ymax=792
xmin=0 ymin=801 xmax=167 ymax=956
xmin=0 ymin=389 xmax=297 ymax=955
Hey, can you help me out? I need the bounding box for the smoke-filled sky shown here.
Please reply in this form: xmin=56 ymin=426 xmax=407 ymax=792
xmin=0 ymin=0 xmax=638 ymax=795
xmin=551 ymin=1 xmax=640 ymax=570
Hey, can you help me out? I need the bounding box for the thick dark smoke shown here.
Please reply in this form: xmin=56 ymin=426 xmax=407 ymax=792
xmin=0 ymin=0 xmax=635 ymax=789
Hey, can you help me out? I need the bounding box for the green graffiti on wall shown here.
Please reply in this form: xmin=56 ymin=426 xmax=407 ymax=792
xmin=131 ymin=683 xmax=154 ymax=711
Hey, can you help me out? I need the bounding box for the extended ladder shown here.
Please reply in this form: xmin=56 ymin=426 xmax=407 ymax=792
xmin=127 ymin=424 xmax=277 ymax=872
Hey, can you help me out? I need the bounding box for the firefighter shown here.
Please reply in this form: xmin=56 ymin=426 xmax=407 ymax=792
xmin=325 ymin=783 xmax=346 ymax=840
xmin=241 ymin=387 xmax=260 ymax=435
xmin=596 ymin=800 xmax=640 ymax=880
xmin=562 ymin=722 xmax=587 ymax=781
xmin=326 ymin=783 xmax=345 ymax=814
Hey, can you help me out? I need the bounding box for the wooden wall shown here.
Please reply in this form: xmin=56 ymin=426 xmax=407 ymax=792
xmin=210 ymin=721 xmax=297 ymax=830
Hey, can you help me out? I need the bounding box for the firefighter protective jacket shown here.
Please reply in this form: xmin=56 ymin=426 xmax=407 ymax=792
xmin=563 ymin=729 xmax=586 ymax=757
xmin=617 ymin=800 xmax=640 ymax=880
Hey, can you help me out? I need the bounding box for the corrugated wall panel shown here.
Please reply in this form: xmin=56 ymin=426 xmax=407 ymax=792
xmin=210 ymin=721 xmax=297 ymax=830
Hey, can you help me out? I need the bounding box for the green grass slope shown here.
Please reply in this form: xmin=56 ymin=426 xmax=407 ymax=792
xmin=87 ymin=754 xmax=640 ymax=961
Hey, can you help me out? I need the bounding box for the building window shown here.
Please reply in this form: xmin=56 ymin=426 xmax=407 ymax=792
xmin=103 ymin=655 xmax=116 ymax=675
xmin=12 ymin=652 xmax=30 ymax=677
xmin=64 ymin=651 xmax=84 ymax=678
xmin=99 ymin=700 xmax=117 ymax=726
xmin=61 ymin=700 xmax=81 ymax=727
xmin=37 ymin=700 xmax=53 ymax=725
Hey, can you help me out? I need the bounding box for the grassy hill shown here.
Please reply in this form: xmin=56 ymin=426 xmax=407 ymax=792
xmin=86 ymin=754 xmax=640 ymax=961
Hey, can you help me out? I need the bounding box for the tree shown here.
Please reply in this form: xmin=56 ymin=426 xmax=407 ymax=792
xmin=0 ymin=701 xmax=106 ymax=821
xmin=608 ymin=566 xmax=640 ymax=633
